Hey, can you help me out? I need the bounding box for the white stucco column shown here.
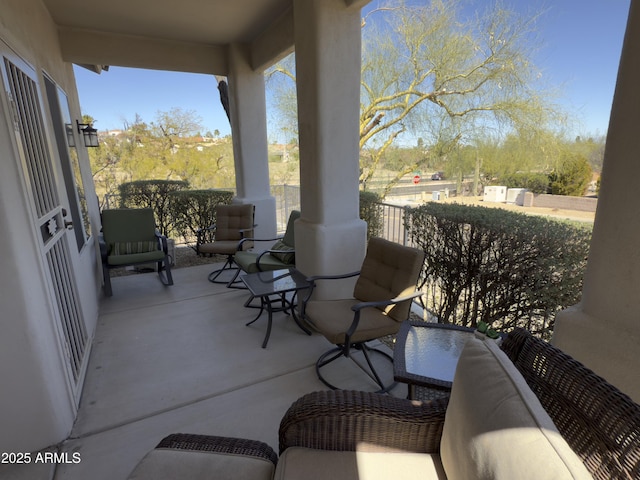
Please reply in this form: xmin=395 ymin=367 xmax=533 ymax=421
xmin=553 ymin=1 xmax=639 ymax=402
xmin=227 ymin=43 xmax=276 ymax=238
xmin=293 ymin=0 xmax=367 ymax=298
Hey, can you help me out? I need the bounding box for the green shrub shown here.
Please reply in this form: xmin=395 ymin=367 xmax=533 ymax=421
xmin=360 ymin=190 xmax=383 ymax=239
xmin=549 ymin=152 xmax=592 ymax=196
xmin=406 ymin=203 xmax=591 ymax=339
xmin=499 ymin=172 xmax=549 ymax=194
xmin=118 ymin=180 xmax=189 ymax=236
xmin=167 ymin=189 xmax=234 ymax=249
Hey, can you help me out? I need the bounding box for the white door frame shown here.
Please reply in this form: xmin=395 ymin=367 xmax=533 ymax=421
xmin=0 ymin=45 xmax=91 ymax=404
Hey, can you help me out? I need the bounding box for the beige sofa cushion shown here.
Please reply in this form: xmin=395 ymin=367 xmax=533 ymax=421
xmin=275 ymin=447 xmax=446 ymax=480
xmin=440 ymin=337 xmax=592 ymax=480
xmin=128 ymin=448 xmax=275 ymax=480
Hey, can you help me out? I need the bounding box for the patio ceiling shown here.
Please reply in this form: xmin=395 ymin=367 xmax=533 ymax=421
xmin=41 ymin=0 xmax=296 ymax=74
xmin=44 ymin=0 xmax=292 ymax=45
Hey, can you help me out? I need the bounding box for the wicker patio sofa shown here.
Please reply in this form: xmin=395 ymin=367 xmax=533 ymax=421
xmin=128 ymin=327 xmax=640 ymax=480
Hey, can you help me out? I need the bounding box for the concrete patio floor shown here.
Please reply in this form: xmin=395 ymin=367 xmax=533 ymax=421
xmin=3 ymin=262 xmax=405 ymax=480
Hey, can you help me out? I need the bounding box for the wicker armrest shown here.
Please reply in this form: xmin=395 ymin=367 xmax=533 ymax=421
xmin=156 ymin=433 xmax=278 ymax=466
xmin=278 ymin=390 xmax=449 ymax=455
xmin=504 ymin=329 xmax=640 ymax=480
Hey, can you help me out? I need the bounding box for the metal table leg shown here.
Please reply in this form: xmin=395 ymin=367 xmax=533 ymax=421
xmin=245 ymin=291 xmax=312 ymax=348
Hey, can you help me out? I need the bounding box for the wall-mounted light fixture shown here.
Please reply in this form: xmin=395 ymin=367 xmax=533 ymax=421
xmin=76 ymin=120 xmax=99 ymax=148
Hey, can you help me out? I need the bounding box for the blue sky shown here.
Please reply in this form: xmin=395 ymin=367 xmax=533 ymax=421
xmin=73 ymin=0 xmax=630 ymax=140
xmin=73 ymin=67 xmax=229 ymax=136
xmin=525 ymin=0 xmax=631 ymax=137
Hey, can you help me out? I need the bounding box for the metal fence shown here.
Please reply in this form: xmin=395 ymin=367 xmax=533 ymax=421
xmin=378 ymin=202 xmax=412 ymax=246
xmin=271 ymin=184 xmax=412 ymax=246
xmin=105 ymin=184 xmax=419 ymax=244
xmin=271 ymin=184 xmax=301 ymax=232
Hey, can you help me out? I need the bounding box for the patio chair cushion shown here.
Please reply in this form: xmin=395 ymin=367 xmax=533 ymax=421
xmin=197 ymin=204 xmax=255 ymax=256
xmin=107 ymin=250 xmax=166 ymax=266
xmin=269 ymin=239 xmax=295 ymax=264
xmin=215 ymin=204 xmax=255 ymax=241
xmin=198 ymin=239 xmax=242 ymax=256
xmin=303 ymin=298 xmax=400 ymax=344
xmin=233 ymin=210 xmax=300 ymax=273
xmin=111 ymin=241 xmax=159 ymax=255
xmin=440 ymin=337 xmax=592 ymax=480
xmin=352 ymin=238 xmax=424 ymax=322
xmin=274 ymin=447 xmax=446 ymax=480
xmin=102 ymin=208 xmax=158 ymax=244
xmin=128 ymin=448 xmax=275 ymax=480
xmin=234 ymin=251 xmax=286 ymax=273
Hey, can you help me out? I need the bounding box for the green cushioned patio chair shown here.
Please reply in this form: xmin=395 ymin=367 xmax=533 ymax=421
xmin=99 ymin=208 xmax=174 ymax=297
xmin=234 ymin=210 xmax=300 ymax=276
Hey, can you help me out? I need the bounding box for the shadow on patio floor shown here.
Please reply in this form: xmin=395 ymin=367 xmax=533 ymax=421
xmin=39 ymin=263 xmax=406 ymax=480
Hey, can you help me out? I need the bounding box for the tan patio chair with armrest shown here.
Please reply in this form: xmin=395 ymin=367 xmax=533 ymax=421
xmin=100 ymin=208 xmax=173 ymax=297
xmin=301 ymin=237 xmax=425 ymax=392
xmin=197 ymin=203 xmax=255 ymax=285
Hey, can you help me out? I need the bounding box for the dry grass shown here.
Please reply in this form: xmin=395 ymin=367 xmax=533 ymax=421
xmin=173 ymin=245 xmax=223 ymax=268
xmin=439 ymin=195 xmax=595 ymax=223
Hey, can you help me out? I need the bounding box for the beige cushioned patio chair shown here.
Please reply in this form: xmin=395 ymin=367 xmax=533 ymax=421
xmin=197 ymin=204 xmax=255 ymax=285
xmin=100 ymin=208 xmax=173 ymax=297
xmin=302 ymin=237 xmax=425 ymax=392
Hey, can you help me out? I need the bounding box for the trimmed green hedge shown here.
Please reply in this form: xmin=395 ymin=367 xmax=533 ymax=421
xmin=167 ymin=189 xmax=234 ymax=248
xmin=406 ymin=203 xmax=591 ymax=339
xmin=116 ymin=180 xmax=233 ymax=247
xmin=360 ymin=190 xmax=383 ymax=240
xmin=119 ymin=180 xmax=189 ymax=236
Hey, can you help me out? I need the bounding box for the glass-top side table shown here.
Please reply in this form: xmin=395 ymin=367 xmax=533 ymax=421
xmin=240 ymin=268 xmax=312 ymax=348
xmin=394 ymin=320 xmax=475 ymax=398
